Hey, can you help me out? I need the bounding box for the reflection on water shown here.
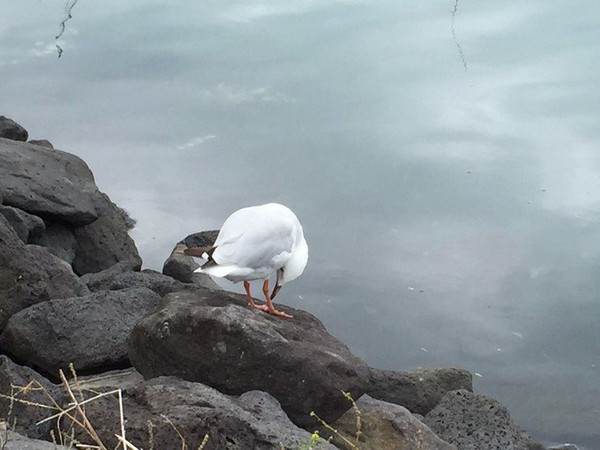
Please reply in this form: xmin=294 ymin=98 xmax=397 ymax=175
xmin=1 ymin=0 xmax=600 ymax=446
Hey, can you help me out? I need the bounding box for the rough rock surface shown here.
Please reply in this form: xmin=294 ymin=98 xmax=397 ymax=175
xmin=128 ymin=290 xmax=370 ymax=428
xmin=0 ymin=424 xmax=69 ymax=450
xmin=0 ymin=356 xmax=62 ymax=441
xmin=367 ymin=367 xmax=472 ymax=415
xmin=0 ymin=216 xmax=89 ymax=330
xmin=25 ymin=244 xmax=89 ymax=296
xmin=0 ymin=138 xmax=110 ymax=225
xmin=72 ymin=204 xmax=142 ymax=275
xmin=0 ymin=116 xmax=28 ymax=141
xmin=81 ymin=261 xmax=189 ymax=297
xmin=332 ymin=394 xmax=456 ymax=450
xmin=36 ymin=222 xmax=77 ymax=264
xmin=63 ymin=376 xmax=336 ymax=450
xmin=179 ymin=229 xmax=220 ymax=248
xmin=0 ymin=287 xmax=161 ymax=377
xmin=423 ymin=390 xmax=541 ymax=450
xmin=162 ymin=244 xmax=221 ymax=288
xmin=0 ymin=205 xmax=45 ymax=244
xmin=27 ymin=139 xmax=53 ymax=149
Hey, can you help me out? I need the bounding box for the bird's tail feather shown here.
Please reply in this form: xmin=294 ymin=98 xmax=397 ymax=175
xmin=194 ymin=264 xmax=236 ymax=278
xmin=181 ymin=246 xmax=216 ymax=258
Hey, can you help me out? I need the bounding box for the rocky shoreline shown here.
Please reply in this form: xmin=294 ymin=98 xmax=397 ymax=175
xmin=0 ymin=116 xmax=553 ymax=449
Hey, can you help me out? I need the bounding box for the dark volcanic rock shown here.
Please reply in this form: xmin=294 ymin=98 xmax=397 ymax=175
xmin=162 ymin=244 xmax=221 ymax=288
xmin=332 ymin=394 xmax=456 ymax=450
xmin=0 ymin=138 xmax=111 ymax=225
xmin=0 ymin=205 xmax=45 ymax=244
xmin=0 ymin=287 xmax=161 ymax=377
xmin=0 ymin=216 xmax=89 ymax=330
xmin=128 ymin=290 xmax=370 ymax=428
xmin=81 ymin=261 xmax=189 ymax=297
xmin=367 ymin=367 xmax=473 ymax=415
xmin=63 ymin=376 xmax=335 ymax=450
xmin=28 ymin=139 xmax=54 ymax=149
xmin=36 ymin=222 xmax=77 ymax=264
xmin=179 ymin=229 xmax=219 ymax=248
xmin=25 ymin=244 xmax=89 ymax=296
xmin=423 ymin=389 xmax=540 ymax=450
xmin=0 ymin=116 xmax=28 ymax=141
xmin=0 ymin=356 xmax=62 ymax=441
xmin=72 ymin=203 xmax=142 ymax=275
xmin=0 ymin=425 xmax=69 ymax=450
xmin=0 ymin=136 xmax=140 ymax=271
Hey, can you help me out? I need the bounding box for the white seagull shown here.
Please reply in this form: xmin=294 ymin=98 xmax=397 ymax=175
xmin=181 ymin=203 xmax=308 ymax=319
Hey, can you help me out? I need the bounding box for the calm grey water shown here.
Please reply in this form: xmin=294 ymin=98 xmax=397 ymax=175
xmin=2 ymin=1 xmax=600 ymax=447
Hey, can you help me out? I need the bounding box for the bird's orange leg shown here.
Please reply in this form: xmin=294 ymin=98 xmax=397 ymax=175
xmin=244 ymin=281 xmax=268 ymax=312
xmin=262 ymin=279 xmax=293 ymax=319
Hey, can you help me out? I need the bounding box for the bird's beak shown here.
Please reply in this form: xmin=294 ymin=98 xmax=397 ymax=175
xmin=271 ymin=284 xmax=282 ymax=299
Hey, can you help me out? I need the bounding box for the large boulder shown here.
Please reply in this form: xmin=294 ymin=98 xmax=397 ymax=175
xmin=60 ymin=376 xmax=336 ymax=450
xmin=0 ymin=356 xmax=62 ymax=441
xmin=367 ymin=367 xmax=473 ymax=415
xmin=24 ymin=244 xmax=90 ymax=297
xmin=128 ymin=290 xmax=371 ymax=428
xmin=423 ymin=390 xmax=542 ymax=450
xmin=71 ymin=200 xmax=142 ymax=275
xmin=0 ymin=216 xmax=89 ymax=330
xmin=0 ymin=205 xmax=45 ymax=244
xmin=0 ymin=137 xmax=142 ymax=272
xmin=81 ymin=261 xmax=189 ymax=297
xmin=332 ymin=394 xmax=456 ymax=450
xmin=0 ymin=287 xmax=161 ymax=378
xmin=0 ymin=116 xmax=28 ymax=141
xmin=0 ymin=138 xmax=111 ymax=225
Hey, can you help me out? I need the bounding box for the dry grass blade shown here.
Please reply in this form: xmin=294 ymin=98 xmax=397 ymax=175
xmin=36 ymin=389 xmax=123 ymax=426
xmin=197 ymin=433 xmax=209 ymax=450
xmin=1 ymin=368 xmax=144 ymax=450
xmin=117 ymin=389 xmax=127 ymax=450
xmin=0 ymin=378 xmax=64 ymax=412
xmin=115 ymin=434 xmax=141 ymax=450
xmin=341 ymin=391 xmax=362 ymax=446
xmin=58 ymin=369 xmax=106 ymax=450
xmin=146 ymin=420 xmax=155 ymax=450
xmin=2 ymin=368 xmax=210 ymax=450
xmin=0 ymin=392 xmax=57 ymax=411
xmin=309 ymin=411 xmax=357 ymax=449
xmin=160 ymin=414 xmax=186 ymax=450
xmin=310 ymin=391 xmax=363 ymax=450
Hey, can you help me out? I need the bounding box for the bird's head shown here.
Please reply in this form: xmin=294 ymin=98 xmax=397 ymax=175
xmin=271 ymin=233 xmax=308 ymax=299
